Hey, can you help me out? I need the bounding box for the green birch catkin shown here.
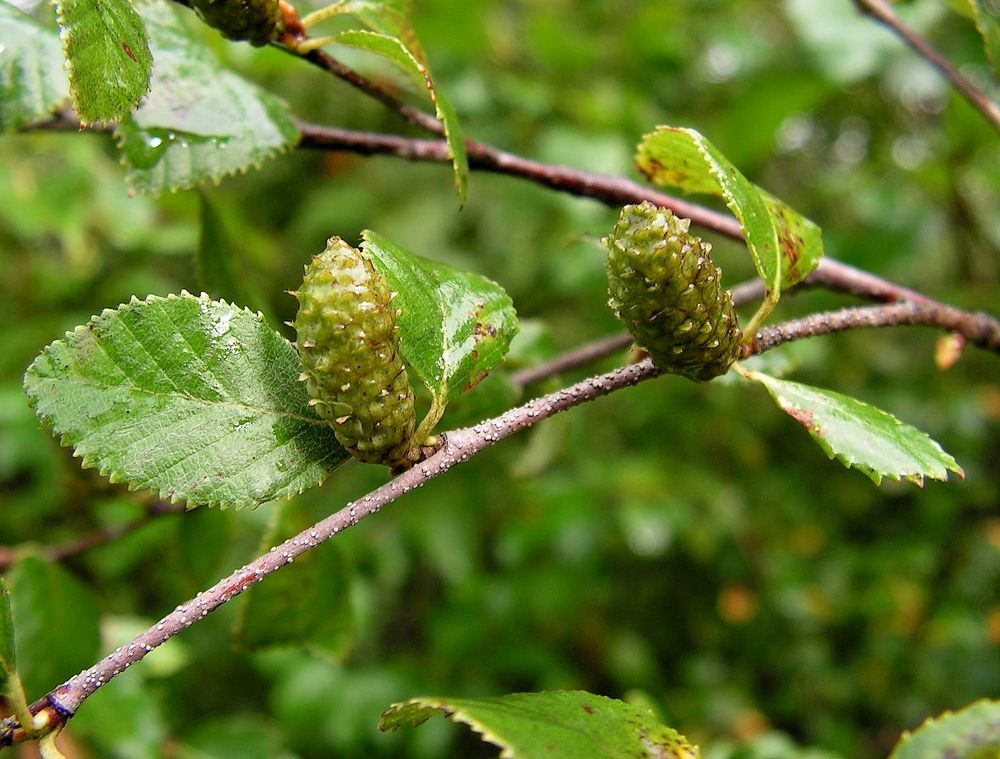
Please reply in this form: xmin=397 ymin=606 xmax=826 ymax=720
xmin=604 ymin=202 xmax=742 ymax=381
xmin=293 ymin=238 xmax=417 ymax=468
xmin=188 ymin=0 xmax=280 ymax=46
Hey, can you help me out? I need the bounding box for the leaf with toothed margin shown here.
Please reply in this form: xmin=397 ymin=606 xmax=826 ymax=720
xmin=380 ymin=691 xmax=701 ymax=758
xmin=635 ymin=126 xmax=823 ymax=328
xmin=334 ymin=29 xmax=467 ymax=205
xmin=0 ymin=2 xmax=70 ymax=131
xmin=23 ymin=292 xmax=349 ymax=509
xmin=889 ymin=699 xmax=1000 ymax=759
xmin=53 ymin=0 xmax=152 ymax=124
xmin=742 ymin=369 xmax=963 ymax=486
xmin=115 ymin=2 xmax=298 ymax=195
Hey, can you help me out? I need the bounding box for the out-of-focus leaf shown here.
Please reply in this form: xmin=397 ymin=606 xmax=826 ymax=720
xmin=361 ymin=230 xmax=517 ymax=425
xmin=783 ymin=0 xmax=942 ymax=84
xmin=7 ymin=554 xmax=101 ymax=696
xmin=196 ymin=192 xmax=251 ymax=305
xmin=0 ymin=577 xmax=14 ymax=689
xmin=69 ymin=656 xmax=169 ymax=759
xmin=0 ymin=2 xmax=69 ymax=130
xmin=23 ymin=292 xmax=349 ymax=509
xmin=968 ymin=0 xmax=1000 ymax=78
xmin=233 ymin=500 xmax=354 ymax=658
xmin=743 ymin=369 xmax=964 ymax=486
xmin=177 ymin=715 xmax=298 ymax=759
xmin=54 ymin=0 xmax=151 ymax=124
xmin=116 ymin=2 xmax=298 ymax=194
xmin=888 ymin=699 xmax=1000 ymax=759
xmin=334 ymin=29 xmax=467 ymax=204
xmin=380 ymin=690 xmax=701 ymax=758
xmin=635 ymin=126 xmax=823 ymax=324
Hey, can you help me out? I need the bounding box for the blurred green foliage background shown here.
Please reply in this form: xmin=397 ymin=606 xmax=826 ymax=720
xmin=1 ymin=0 xmax=999 ymax=757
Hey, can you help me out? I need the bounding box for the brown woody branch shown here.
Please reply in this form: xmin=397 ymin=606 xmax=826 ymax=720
xmin=853 ymin=0 xmax=1000 ymax=134
xmin=745 ymin=301 xmax=1000 ymax=356
xmin=2 ymin=359 xmax=660 ymax=745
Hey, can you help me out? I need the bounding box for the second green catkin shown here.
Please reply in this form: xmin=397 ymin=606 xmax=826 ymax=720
xmin=294 ymin=238 xmax=417 ymax=468
xmin=604 ymin=202 xmax=743 ymax=382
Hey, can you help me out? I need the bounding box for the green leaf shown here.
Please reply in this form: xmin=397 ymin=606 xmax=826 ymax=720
xmin=178 ymin=715 xmax=298 ymax=759
xmin=116 ymin=2 xmax=299 ymax=195
xmin=635 ymin=126 xmax=823 ymax=331
xmin=334 ymin=29 xmax=468 ymax=204
xmin=306 ymin=0 xmax=425 ymax=61
xmin=0 ymin=2 xmax=70 ymax=131
xmin=361 ymin=230 xmax=518 ymax=425
xmin=380 ymin=690 xmax=700 ymax=759
xmin=23 ymin=292 xmax=349 ymax=509
xmin=196 ymin=192 xmax=252 ymax=305
xmin=968 ymin=1 xmax=1000 ymax=78
xmin=743 ymin=369 xmax=964 ymax=486
xmin=233 ymin=500 xmax=354 ymax=658
xmin=7 ymin=554 xmax=101 ymax=697
xmin=0 ymin=577 xmax=14 ymax=688
xmin=54 ymin=0 xmax=151 ymax=124
xmin=889 ymin=700 xmax=1000 ymax=759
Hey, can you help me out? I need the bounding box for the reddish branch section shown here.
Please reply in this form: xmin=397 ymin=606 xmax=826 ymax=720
xmin=746 ymin=302 xmax=1000 ymax=356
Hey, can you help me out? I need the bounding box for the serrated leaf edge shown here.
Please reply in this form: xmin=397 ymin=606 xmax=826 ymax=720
xmin=54 ymin=0 xmax=152 ymax=126
xmin=744 ymin=369 xmax=965 ymax=487
xmin=112 ymin=122 xmax=302 ymax=196
xmin=888 ymin=699 xmax=1000 ymax=759
xmin=23 ymin=291 xmax=339 ymax=509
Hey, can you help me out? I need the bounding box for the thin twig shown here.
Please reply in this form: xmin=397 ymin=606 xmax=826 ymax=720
xmin=296 ymin=121 xmax=746 ymax=239
xmin=18 ymin=112 xmax=979 ymax=312
xmin=295 ymin=50 xmax=444 ymax=134
xmin=745 ymin=301 xmax=1000 ymax=356
xmin=20 ymin=113 xmax=1000 ymax=360
xmin=0 ymin=502 xmax=185 ymax=573
xmin=854 ymin=0 xmax=1000 ymax=134
xmin=1 ymin=360 xmax=659 ymax=744
xmin=509 ymin=277 xmax=769 ymax=387
xmin=509 ymin=334 xmax=634 ymax=387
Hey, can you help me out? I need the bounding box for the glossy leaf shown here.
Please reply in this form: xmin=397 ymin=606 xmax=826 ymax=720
xmin=0 ymin=2 xmax=69 ymax=131
xmin=335 ymin=29 xmax=468 ymax=204
xmin=54 ymin=0 xmax=151 ymax=124
xmin=0 ymin=577 xmax=13 ymax=688
xmin=361 ymin=230 xmax=518 ymax=412
xmin=743 ymin=370 xmax=963 ymax=486
xmin=23 ymin=292 xmax=349 ymax=509
xmin=380 ymin=690 xmax=701 ymax=758
xmin=889 ymin=700 xmax=1000 ymax=759
xmin=116 ymin=2 xmax=298 ymax=194
xmin=635 ymin=126 xmax=823 ymax=323
xmin=234 ymin=500 xmax=354 ymax=657
xmin=968 ymin=0 xmax=1000 ymax=77
xmin=7 ymin=555 xmax=101 ymax=696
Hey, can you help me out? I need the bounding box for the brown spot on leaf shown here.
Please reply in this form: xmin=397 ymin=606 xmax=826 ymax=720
xmin=463 ymin=370 xmax=488 ymax=392
xmin=787 ymin=406 xmax=818 ymax=435
xmin=583 ymin=705 xmax=594 ymax=714
xmin=472 ymin=313 xmax=498 ymax=342
xmin=122 ymin=42 xmax=136 ymax=62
